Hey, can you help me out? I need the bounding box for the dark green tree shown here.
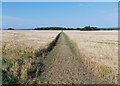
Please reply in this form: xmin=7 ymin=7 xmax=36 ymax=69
xmin=8 ymin=28 xmax=14 ymax=30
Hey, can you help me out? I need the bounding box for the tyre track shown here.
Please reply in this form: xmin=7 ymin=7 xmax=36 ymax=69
xmin=44 ymin=32 xmax=100 ymax=84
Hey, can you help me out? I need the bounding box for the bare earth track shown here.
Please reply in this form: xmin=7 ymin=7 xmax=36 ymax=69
xmin=44 ymin=32 xmax=102 ymax=84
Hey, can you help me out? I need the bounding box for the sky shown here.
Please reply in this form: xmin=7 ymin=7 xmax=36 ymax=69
xmin=2 ymin=2 xmax=118 ymax=29
xmin=1 ymin=0 xmax=120 ymax=2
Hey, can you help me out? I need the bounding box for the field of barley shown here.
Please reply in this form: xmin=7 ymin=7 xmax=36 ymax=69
xmin=1 ymin=30 xmax=118 ymax=84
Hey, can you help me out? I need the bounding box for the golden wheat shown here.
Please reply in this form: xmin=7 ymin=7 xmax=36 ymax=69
xmin=65 ymin=30 xmax=118 ymax=84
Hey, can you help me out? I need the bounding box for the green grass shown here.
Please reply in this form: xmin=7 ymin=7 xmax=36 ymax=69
xmin=40 ymin=32 xmax=62 ymax=83
xmin=62 ymin=32 xmax=80 ymax=59
xmin=44 ymin=32 xmax=62 ymax=67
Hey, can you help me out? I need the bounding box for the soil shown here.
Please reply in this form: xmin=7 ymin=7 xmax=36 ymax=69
xmin=44 ymin=33 xmax=100 ymax=84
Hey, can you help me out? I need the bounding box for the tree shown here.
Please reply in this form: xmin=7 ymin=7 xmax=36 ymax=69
xmin=8 ymin=28 xmax=14 ymax=30
xmin=81 ymin=26 xmax=100 ymax=31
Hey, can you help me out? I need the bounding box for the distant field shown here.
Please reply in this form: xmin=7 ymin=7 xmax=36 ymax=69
xmin=2 ymin=30 xmax=60 ymax=59
xmin=1 ymin=30 xmax=118 ymax=84
xmin=2 ymin=30 xmax=60 ymax=51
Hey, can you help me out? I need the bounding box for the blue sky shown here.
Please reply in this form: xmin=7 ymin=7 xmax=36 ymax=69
xmin=2 ymin=2 xmax=118 ymax=29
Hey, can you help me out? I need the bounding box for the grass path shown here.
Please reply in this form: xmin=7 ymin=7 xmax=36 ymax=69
xmin=44 ymin=32 xmax=100 ymax=84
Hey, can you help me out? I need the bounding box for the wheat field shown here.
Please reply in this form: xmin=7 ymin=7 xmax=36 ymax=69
xmin=2 ymin=30 xmax=60 ymax=51
xmin=1 ymin=30 xmax=60 ymax=84
xmin=65 ymin=30 xmax=118 ymax=83
xmin=1 ymin=30 xmax=118 ymax=84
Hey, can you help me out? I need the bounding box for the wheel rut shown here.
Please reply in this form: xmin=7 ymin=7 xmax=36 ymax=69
xmin=44 ymin=32 xmax=100 ymax=84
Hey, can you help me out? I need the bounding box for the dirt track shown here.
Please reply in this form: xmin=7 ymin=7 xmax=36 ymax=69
xmin=44 ymin=32 xmax=100 ymax=84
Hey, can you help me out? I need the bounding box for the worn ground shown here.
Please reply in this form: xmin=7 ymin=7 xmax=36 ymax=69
xmin=44 ymin=32 xmax=102 ymax=84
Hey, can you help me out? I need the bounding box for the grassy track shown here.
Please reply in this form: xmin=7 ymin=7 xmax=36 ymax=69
xmin=43 ymin=32 xmax=101 ymax=84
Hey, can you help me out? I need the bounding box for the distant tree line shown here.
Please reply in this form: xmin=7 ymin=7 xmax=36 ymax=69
xmin=81 ymin=26 xmax=100 ymax=31
xmin=7 ymin=28 xmax=15 ymax=30
xmin=7 ymin=26 xmax=119 ymax=31
xmin=100 ymin=28 xmax=119 ymax=30
xmin=34 ymin=26 xmax=100 ymax=31
xmin=34 ymin=27 xmax=81 ymax=30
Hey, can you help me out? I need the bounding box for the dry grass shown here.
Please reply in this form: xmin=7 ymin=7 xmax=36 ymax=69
xmin=2 ymin=30 xmax=60 ymax=59
xmin=2 ymin=30 xmax=60 ymax=51
xmin=1 ymin=30 xmax=60 ymax=84
xmin=65 ymin=30 xmax=118 ymax=84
